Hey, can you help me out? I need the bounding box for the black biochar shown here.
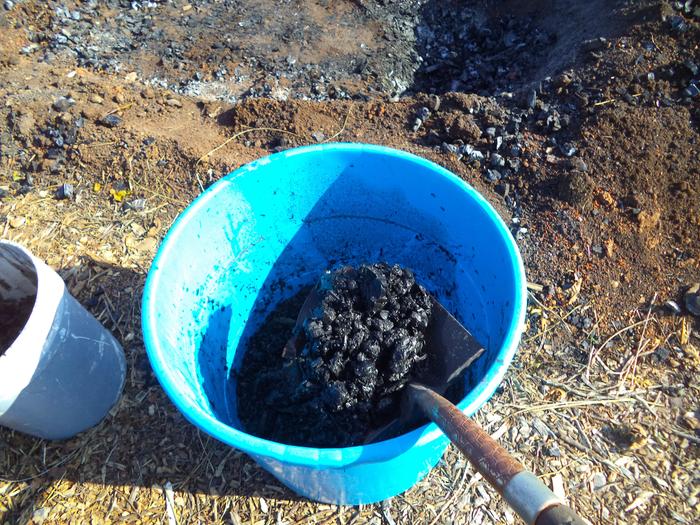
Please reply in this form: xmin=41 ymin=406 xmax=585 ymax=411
xmin=235 ymin=263 xmax=435 ymax=447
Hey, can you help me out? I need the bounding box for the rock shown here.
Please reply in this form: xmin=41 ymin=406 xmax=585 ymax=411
xmin=100 ymin=114 xmax=122 ymax=127
xmin=311 ymin=131 xmax=325 ymax=142
xmin=89 ymin=93 xmax=104 ymax=104
xmin=490 ymin=153 xmax=505 ymax=168
xmin=52 ymin=97 xmax=73 ymax=112
xmin=9 ymin=216 xmax=26 ymax=229
xmin=591 ymin=472 xmax=607 ymax=490
xmin=441 ymin=142 xmax=459 ymax=155
xmin=567 ymin=157 xmax=588 ymax=172
xmin=604 ymin=239 xmax=615 ymax=257
xmin=56 ymin=183 xmax=74 ymax=200
xmin=664 ymin=300 xmax=682 ymax=315
xmin=125 ymin=198 xmax=147 ymax=211
xmin=684 ymin=283 xmax=700 ymax=316
xmin=165 ymin=97 xmax=182 ymax=107
xmin=485 ymin=169 xmax=502 ymax=182
xmin=532 ymin=417 xmax=552 ymax=437
xmin=560 ymin=143 xmax=577 ymax=157
xmin=669 ymin=15 xmax=689 ymax=33
xmin=546 ymin=443 xmax=561 ymax=457
xmin=526 ymin=89 xmax=537 ymax=109
xmin=417 ymin=107 xmax=430 ymax=120
xmin=141 ymin=87 xmax=156 ymax=99
xmin=495 ymin=183 xmax=510 ymax=197
xmin=31 ymin=508 xmax=49 ymax=525
xmin=684 ymin=83 xmax=700 ymax=98
xmin=462 ymin=145 xmax=484 ymax=163
xmin=652 ymin=346 xmax=671 ymax=363
xmin=4 ymin=1 xmax=13 ymax=11
xmin=582 ymin=37 xmax=608 ymax=52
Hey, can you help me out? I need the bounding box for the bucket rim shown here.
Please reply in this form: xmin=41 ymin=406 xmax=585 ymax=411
xmin=142 ymin=142 xmax=527 ymax=467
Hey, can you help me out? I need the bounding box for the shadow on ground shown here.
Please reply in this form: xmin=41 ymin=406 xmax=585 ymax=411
xmin=409 ymin=0 xmax=638 ymax=96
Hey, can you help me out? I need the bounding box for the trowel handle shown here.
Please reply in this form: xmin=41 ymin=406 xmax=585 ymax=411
xmin=408 ymin=384 xmax=587 ymax=525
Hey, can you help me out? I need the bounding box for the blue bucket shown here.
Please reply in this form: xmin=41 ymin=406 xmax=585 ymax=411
xmin=142 ymin=143 xmax=526 ymax=504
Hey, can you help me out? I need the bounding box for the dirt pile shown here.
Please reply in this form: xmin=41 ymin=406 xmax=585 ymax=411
xmin=236 ymin=263 xmax=436 ymax=447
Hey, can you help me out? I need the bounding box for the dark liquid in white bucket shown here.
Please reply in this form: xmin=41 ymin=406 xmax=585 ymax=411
xmin=0 ymin=245 xmax=38 ymax=355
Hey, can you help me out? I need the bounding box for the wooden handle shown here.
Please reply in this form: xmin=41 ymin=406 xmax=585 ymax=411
xmin=409 ymin=384 xmax=587 ymax=525
xmin=409 ymin=383 xmax=523 ymax=491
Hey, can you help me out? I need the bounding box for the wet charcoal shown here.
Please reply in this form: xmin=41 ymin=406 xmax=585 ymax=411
xmin=236 ymin=263 xmax=443 ymax=447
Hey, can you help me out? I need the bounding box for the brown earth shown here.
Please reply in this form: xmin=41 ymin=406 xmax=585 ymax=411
xmin=0 ymin=0 xmax=699 ymax=524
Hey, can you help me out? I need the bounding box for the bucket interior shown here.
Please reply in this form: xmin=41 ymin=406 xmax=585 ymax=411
xmin=0 ymin=245 xmax=38 ymax=355
xmin=145 ymin=146 xmax=522 ymax=439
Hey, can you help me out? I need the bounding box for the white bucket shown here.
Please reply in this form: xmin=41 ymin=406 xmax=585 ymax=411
xmin=0 ymin=241 xmax=126 ymax=439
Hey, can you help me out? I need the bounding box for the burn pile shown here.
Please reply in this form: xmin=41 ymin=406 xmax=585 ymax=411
xmin=236 ymin=263 xmax=434 ymax=447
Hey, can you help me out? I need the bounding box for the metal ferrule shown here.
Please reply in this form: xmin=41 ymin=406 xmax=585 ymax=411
xmin=502 ymin=471 xmax=562 ymax=525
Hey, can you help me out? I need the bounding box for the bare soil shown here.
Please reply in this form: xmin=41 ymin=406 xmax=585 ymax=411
xmin=0 ymin=0 xmax=698 ymax=524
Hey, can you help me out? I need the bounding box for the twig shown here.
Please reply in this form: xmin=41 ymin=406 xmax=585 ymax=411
xmin=667 ymin=427 xmax=700 ymax=445
xmin=322 ymin=104 xmax=353 ymax=143
xmin=586 ymin=319 xmax=649 ymax=381
xmin=80 ymin=141 xmax=119 ymax=148
xmin=196 ymin=127 xmax=302 ymax=164
xmin=523 ymin=303 xmax=581 ymax=343
xmin=593 ymin=99 xmax=615 ymax=107
xmin=618 ymin=293 xmax=656 ymax=391
xmin=506 ymin=397 xmax=638 ymax=418
xmin=103 ymin=103 xmax=134 ymax=118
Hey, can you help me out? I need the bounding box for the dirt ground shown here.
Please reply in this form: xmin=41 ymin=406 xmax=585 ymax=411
xmin=0 ymin=0 xmax=699 ymax=524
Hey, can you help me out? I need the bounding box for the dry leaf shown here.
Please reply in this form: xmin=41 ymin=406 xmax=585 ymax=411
xmin=110 ymin=188 xmax=129 ymax=202
xmin=625 ymin=491 xmax=655 ymax=512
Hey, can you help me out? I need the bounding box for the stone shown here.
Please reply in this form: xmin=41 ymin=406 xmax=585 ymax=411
xmin=491 ymin=153 xmax=505 ymax=168
xmin=560 ymin=143 xmax=577 ymax=157
xmin=9 ymin=216 xmax=26 ymax=229
xmin=89 ymin=93 xmax=104 ymax=104
xmin=526 ymin=89 xmax=537 ymax=109
xmin=485 ymin=169 xmax=502 ymax=182
xmin=684 ymin=83 xmax=700 ymax=98
xmin=165 ymin=97 xmax=182 ymax=107
xmin=52 ymin=97 xmax=73 ymax=112
xmin=684 ymin=283 xmax=700 ymax=316
xmin=57 ymin=183 xmax=74 ymax=200
xmin=591 ymin=472 xmax=607 ymax=490
xmin=100 ymin=114 xmax=122 ymax=127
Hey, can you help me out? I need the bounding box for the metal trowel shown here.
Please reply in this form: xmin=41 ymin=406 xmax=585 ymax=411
xmin=286 ymin=272 xmax=587 ymax=525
